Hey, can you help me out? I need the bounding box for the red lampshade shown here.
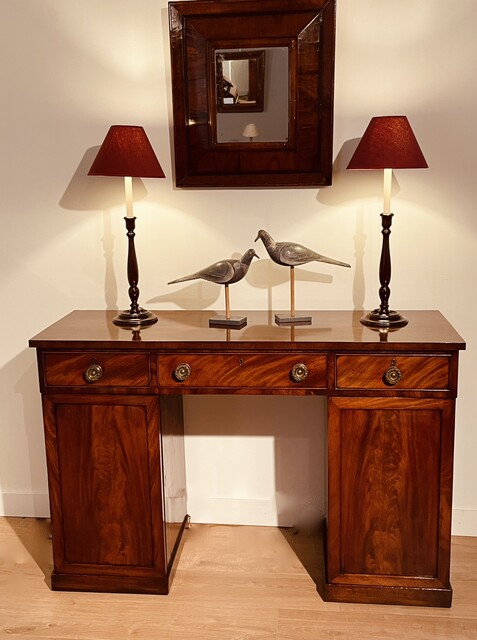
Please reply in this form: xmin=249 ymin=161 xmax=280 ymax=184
xmin=88 ymin=125 xmax=165 ymax=178
xmin=347 ymin=116 xmax=428 ymax=170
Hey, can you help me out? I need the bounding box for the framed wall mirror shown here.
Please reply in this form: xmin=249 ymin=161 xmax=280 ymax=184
xmin=169 ymin=0 xmax=337 ymax=188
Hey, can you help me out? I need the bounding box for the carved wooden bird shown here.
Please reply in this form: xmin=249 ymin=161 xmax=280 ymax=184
xmin=255 ymin=229 xmax=350 ymax=269
xmin=168 ymin=248 xmax=259 ymax=286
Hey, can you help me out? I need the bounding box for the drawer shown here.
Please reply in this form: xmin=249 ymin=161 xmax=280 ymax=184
xmin=43 ymin=352 xmax=151 ymax=388
xmin=335 ymin=354 xmax=450 ymax=391
xmin=158 ymin=354 xmax=327 ymax=389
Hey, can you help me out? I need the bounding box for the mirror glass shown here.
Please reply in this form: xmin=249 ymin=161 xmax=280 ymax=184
xmin=216 ymin=47 xmax=289 ymax=144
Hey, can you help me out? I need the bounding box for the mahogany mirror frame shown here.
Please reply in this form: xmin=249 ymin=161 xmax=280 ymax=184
xmin=168 ymin=0 xmax=337 ymax=188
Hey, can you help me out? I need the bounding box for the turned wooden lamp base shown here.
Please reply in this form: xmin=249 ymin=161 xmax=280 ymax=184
xmin=113 ymin=308 xmax=158 ymax=327
xmin=360 ymin=308 xmax=408 ymax=329
xmin=361 ymin=213 xmax=408 ymax=330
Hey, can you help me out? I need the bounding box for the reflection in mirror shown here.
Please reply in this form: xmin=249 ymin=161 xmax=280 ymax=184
xmin=216 ymin=50 xmax=265 ymax=112
xmin=216 ymin=47 xmax=289 ymax=145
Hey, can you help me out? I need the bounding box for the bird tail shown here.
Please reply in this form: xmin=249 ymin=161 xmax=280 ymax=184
xmin=167 ymin=274 xmax=194 ymax=285
xmin=318 ymin=256 xmax=351 ymax=268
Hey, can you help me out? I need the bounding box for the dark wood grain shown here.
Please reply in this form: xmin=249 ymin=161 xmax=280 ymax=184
xmin=29 ymin=310 xmax=466 ymax=352
xmin=158 ymin=353 xmax=327 ymax=390
xmin=43 ymin=351 xmax=150 ymax=387
xmin=326 ymin=396 xmax=456 ymax=607
xmin=43 ymin=394 xmax=169 ymax=593
xmin=159 ymin=395 xmax=188 ymax=574
xmin=335 ymin=354 xmax=451 ymax=391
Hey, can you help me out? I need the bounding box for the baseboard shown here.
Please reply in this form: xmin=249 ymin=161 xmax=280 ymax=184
xmin=0 ymin=493 xmax=50 ymax=517
xmin=452 ymin=509 xmax=477 ymax=536
xmin=1 ymin=493 xmax=476 ymax=536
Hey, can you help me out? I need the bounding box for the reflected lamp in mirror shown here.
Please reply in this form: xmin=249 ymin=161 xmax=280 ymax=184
xmin=169 ymin=0 xmax=337 ymax=188
xmin=347 ymin=115 xmax=428 ymax=329
xmin=242 ymin=123 xmax=259 ymax=143
xmin=88 ymin=125 xmax=165 ymax=327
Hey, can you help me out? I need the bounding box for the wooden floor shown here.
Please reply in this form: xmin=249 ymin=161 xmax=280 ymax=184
xmin=1 ymin=517 xmax=476 ymax=639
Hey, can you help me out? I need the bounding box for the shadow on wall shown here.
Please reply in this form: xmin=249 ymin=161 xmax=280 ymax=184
xmin=318 ymin=138 xmax=409 ymax=313
xmin=0 ymin=348 xmax=48 ymax=517
xmin=183 ymin=394 xmax=327 ymax=532
xmin=59 ymin=146 xmax=153 ymax=313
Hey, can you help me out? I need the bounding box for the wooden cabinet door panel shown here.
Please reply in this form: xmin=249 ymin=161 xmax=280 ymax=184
xmin=327 ymin=397 xmax=455 ymax=594
xmin=43 ymin=395 xmax=165 ymax=578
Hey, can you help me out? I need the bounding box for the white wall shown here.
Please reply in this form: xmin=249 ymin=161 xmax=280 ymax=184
xmin=1 ymin=0 xmax=476 ymax=535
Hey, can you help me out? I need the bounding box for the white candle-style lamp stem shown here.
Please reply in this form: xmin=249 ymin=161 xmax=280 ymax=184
xmin=347 ymin=116 xmax=428 ymax=328
xmin=383 ymin=167 xmax=392 ymax=215
xmin=124 ymin=176 xmax=134 ymax=218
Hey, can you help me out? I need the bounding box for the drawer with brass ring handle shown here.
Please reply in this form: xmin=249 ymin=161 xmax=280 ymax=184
xmin=159 ymin=354 xmax=327 ymax=388
xmin=174 ymin=363 xmax=192 ymax=382
xmin=335 ymin=354 xmax=451 ymax=390
xmin=84 ymin=362 xmax=103 ymax=383
xmin=43 ymin=352 xmax=151 ymax=388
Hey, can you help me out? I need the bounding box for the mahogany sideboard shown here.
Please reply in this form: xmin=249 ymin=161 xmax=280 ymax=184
xmin=29 ymin=309 xmax=465 ymax=607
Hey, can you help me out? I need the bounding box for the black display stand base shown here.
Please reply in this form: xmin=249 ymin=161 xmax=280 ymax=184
xmin=209 ymin=316 xmax=247 ymax=329
xmin=275 ymin=314 xmax=312 ymax=326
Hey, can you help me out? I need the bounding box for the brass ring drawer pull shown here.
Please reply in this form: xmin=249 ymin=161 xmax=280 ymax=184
xmin=384 ymin=360 xmax=402 ymax=386
xmin=174 ymin=363 xmax=192 ymax=381
xmin=84 ymin=363 xmax=103 ymax=383
xmin=291 ymin=363 xmax=308 ymax=382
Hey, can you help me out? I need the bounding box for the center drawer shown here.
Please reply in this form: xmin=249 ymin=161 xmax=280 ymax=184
xmin=158 ymin=354 xmax=327 ymax=389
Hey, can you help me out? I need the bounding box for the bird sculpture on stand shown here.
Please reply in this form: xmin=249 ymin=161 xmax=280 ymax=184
xmin=168 ymin=248 xmax=259 ymax=328
xmin=255 ymin=229 xmax=350 ymax=324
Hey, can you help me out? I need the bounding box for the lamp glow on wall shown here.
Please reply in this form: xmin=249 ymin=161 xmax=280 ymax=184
xmin=88 ymin=125 xmax=165 ymax=327
xmin=347 ymin=116 xmax=428 ymax=328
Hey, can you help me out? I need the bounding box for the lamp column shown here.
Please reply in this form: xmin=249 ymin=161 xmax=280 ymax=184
xmin=360 ymin=213 xmax=408 ymax=328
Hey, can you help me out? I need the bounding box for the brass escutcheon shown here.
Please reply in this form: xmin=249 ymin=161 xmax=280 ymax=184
xmin=384 ymin=359 xmax=402 ymax=386
xmin=84 ymin=362 xmax=103 ymax=383
xmin=174 ymin=363 xmax=192 ymax=381
xmin=291 ymin=363 xmax=308 ymax=382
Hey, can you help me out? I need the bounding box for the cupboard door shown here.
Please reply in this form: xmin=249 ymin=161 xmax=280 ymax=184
xmin=42 ymin=395 xmax=167 ymax=591
xmin=326 ymin=396 xmax=455 ymax=607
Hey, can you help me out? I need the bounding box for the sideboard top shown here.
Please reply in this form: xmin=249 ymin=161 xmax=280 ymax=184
xmin=29 ymin=310 xmax=466 ymax=353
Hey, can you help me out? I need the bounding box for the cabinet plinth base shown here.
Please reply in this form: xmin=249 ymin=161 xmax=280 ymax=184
xmin=51 ymin=572 xmax=170 ymax=595
xmin=323 ymin=582 xmax=452 ymax=608
xmin=51 ymin=514 xmax=189 ymax=595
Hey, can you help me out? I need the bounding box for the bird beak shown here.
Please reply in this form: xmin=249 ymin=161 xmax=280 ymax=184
xmin=254 ymin=234 xmax=259 ymax=242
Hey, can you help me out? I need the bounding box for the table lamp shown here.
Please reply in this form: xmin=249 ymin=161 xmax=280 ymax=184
xmin=347 ymin=115 xmax=428 ymax=328
xmin=88 ymin=125 xmax=165 ymax=327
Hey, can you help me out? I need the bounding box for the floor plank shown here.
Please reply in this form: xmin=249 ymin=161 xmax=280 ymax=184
xmin=1 ymin=517 xmax=476 ymax=639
